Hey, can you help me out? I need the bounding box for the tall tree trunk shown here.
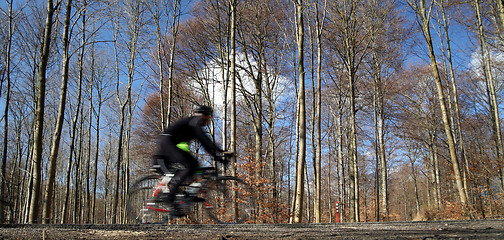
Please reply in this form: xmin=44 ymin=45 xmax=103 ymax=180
xmin=474 ymin=0 xmax=504 ymax=192
xmin=334 ymin=0 xmax=362 ymax=222
xmin=495 ymin=0 xmax=504 ymax=34
xmin=370 ymin=37 xmax=388 ymax=221
xmin=92 ymin=92 xmax=102 ymax=223
xmin=348 ymin=63 xmax=359 ymax=222
xmin=408 ymin=151 xmax=421 ymax=216
xmin=427 ymin=132 xmax=440 ymax=208
xmin=42 ymin=0 xmax=73 ymax=224
xmin=90 ymin=43 xmax=102 ymax=223
xmin=432 ymin=131 xmax=442 ymax=207
xmin=438 ymin=0 xmax=471 ymax=203
xmin=254 ymin=70 xmax=263 ymax=178
xmin=113 ymin=100 xmax=127 ymax=224
xmin=61 ymin=85 xmax=83 ymax=223
xmin=229 ymin=0 xmax=237 ymax=176
xmin=152 ymin=0 xmax=166 ymax=131
xmin=166 ymin=0 xmax=181 ymax=127
xmin=28 ymin=0 xmax=55 ymax=224
xmin=412 ymin=0 xmax=467 ymax=204
xmin=86 ymin=79 xmax=93 ymax=224
xmin=1 ymin=0 xmax=14 ymax=223
xmin=74 ymin=110 xmax=85 ymax=223
xmin=378 ymin=107 xmax=388 ymax=221
xmin=313 ymin=0 xmax=325 ymax=223
xmin=308 ymin=19 xmax=317 ymax=223
xmin=60 ymin=58 xmax=84 ymax=223
xmin=293 ymin=0 xmax=306 ymax=223
xmin=336 ymin=96 xmax=345 ymax=222
xmin=228 ymin=0 xmax=240 ymax=223
xmin=113 ymin=0 xmax=142 ymax=223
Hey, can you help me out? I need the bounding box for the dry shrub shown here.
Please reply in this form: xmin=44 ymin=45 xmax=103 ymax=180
xmin=417 ymin=201 xmax=470 ymax=221
xmin=236 ymin=151 xmax=291 ymax=223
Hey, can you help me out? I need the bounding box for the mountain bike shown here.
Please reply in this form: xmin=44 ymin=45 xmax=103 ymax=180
xmin=126 ymin=157 xmax=256 ymax=224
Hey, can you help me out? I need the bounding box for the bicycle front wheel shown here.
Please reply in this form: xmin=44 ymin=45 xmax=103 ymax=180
xmin=204 ymin=176 xmax=256 ymax=224
xmin=126 ymin=175 xmax=171 ymax=224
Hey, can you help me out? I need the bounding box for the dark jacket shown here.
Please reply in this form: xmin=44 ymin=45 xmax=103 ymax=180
xmin=163 ymin=116 xmax=222 ymax=157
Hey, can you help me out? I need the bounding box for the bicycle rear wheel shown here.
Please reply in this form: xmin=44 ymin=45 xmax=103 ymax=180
xmin=127 ymin=175 xmax=171 ymax=224
xmin=204 ymin=176 xmax=256 ymax=224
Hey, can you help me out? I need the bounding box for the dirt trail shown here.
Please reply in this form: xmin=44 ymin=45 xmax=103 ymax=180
xmin=1 ymin=220 xmax=503 ymax=239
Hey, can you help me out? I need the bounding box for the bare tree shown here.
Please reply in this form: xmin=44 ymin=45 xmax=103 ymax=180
xmin=292 ymin=0 xmax=306 ymax=223
xmin=326 ymin=0 xmax=371 ymax=222
xmin=111 ymin=0 xmax=149 ymax=223
xmin=229 ymin=0 xmax=237 ymax=178
xmin=406 ymin=0 xmax=467 ymax=205
xmin=474 ymin=0 xmax=504 ymax=193
xmin=28 ymin=0 xmax=56 ymax=224
xmin=151 ymin=0 xmax=182 ymax=130
xmin=363 ymin=0 xmax=404 ymax=221
xmin=0 ymin=0 xmax=20 ymax=223
xmin=308 ymin=0 xmax=326 ymax=223
xmin=435 ymin=0 xmax=471 ymax=204
xmin=42 ymin=0 xmax=73 ymax=224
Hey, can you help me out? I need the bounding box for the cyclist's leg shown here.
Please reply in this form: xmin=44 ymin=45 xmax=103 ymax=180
xmin=152 ymin=134 xmax=173 ymax=174
xmin=151 ymin=157 xmax=171 ymax=175
xmin=165 ymin=148 xmax=197 ymax=203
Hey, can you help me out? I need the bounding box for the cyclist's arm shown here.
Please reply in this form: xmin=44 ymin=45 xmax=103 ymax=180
xmin=189 ymin=117 xmax=223 ymax=157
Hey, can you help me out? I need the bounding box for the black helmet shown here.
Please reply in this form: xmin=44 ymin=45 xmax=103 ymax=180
xmin=194 ymin=105 xmax=213 ymax=116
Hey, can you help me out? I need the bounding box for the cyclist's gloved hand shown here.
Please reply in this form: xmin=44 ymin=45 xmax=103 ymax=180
xmin=215 ymin=151 xmax=230 ymax=165
xmin=219 ymin=157 xmax=230 ymax=165
xmin=215 ymin=156 xmax=229 ymax=165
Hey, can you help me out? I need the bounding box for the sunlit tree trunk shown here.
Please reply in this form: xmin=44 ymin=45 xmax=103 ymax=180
xmin=216 ymin=0 xmax=230 ymax=150
xmin=1 ymin=0 xmax=15 ymax=223
xmin=42 ymin=0 xmax=73 ymax=224
xmin=407 ymin=148 xmax=421 ymax=216
xmin=348 ymin=60 xmax=359 ymax=222
xmin=86 ymin=73 xmax=93 ymax=223
xmin=369 ymin=27 xmax=389 ymax=221
xmin=474 ymin=0 xmax=504 ymax=193
xmin=408 ymin=0 xmax=467 ymax=205
xmin=29 ymin=0 xmax=55 ymax=224
xmin=427 ymin=131 xmax=441 ymax=208
xmin=74 ymin=108 xmax=85 ymax=223
xmin=329 ymin=0 xmax=366 ymax=222
xmin=111 ymin=7 xmax=124 ymax=224
xmin=293 ymin=0 xmax=306 ymax=223
xmin=166 ymin=0 xmax=181 ymax=127
xmin=308 ymin=16 xmax=317 ymax=223
xmin=313 ymin=0 xmax=325 ymax=223
xmin=436 ymin=0 xmax=471 ymax=203
xmin=495 ymin=0 xmax=504 ymax=35
xmin=61 ymin=77 xmax=83 ymax=223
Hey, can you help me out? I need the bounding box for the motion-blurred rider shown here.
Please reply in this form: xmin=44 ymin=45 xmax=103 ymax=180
xmin=151 ymin=105 xmax=229 ymax=216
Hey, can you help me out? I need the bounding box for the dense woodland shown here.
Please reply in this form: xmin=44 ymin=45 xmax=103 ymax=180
xmin=0 ymin=0 xmax=504 ymax=224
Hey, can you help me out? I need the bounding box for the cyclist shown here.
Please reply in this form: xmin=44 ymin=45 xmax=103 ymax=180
xmin=151 ymin=105 xmax=228 ymax=216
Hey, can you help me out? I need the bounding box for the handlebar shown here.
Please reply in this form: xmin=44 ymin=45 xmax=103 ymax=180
xmin=214 ymin=151 xmax=234 ymax=166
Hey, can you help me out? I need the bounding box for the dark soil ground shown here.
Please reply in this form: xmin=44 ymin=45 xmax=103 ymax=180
xmin=1 ymin=220 xmax=503 ymax=239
